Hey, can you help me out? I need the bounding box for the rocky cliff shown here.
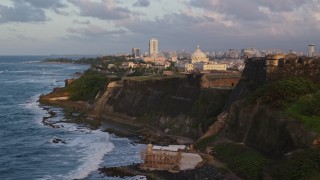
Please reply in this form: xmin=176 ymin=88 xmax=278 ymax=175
xmin=92 ymin=75 xmax=232 ymax=138
xmin=219 ymin=57 xmax=320 ymax=157
xmin=224 ymin=100 xmax=319 ymax=157
xmin=203 ymin=57 xmax=320 ymax=179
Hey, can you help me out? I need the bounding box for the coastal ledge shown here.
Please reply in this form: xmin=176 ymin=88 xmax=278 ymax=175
xmin=39 ymin=87 xmax=90 ymax=112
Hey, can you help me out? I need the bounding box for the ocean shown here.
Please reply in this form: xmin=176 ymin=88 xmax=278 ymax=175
xmin=0 ymin=56 xmax=145 ymax=180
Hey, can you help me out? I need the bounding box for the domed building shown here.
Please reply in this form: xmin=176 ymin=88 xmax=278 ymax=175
xmin=175 ymin=45 xmax=227 ymax=72
xmin=191 ymin=45 xmax=209 ymax=64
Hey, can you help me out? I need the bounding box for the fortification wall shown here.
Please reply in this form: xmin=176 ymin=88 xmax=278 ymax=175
xmin=267 ymin=58 xmax=320 ymax=83
xmin=201 ymin=76 xmax=239 ymax=88
xmin=244 ymin=56 xmax=320 ymax=85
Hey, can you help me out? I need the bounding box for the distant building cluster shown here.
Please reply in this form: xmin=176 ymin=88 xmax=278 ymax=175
xmin=125 ymin=38 xmax=320 ymax=73
xmin=128 ymin=38 xmax=234 ymax=73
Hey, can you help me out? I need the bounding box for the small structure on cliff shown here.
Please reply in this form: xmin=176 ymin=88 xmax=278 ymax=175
xmin=141 ymin=144 xmax=202 ymax=172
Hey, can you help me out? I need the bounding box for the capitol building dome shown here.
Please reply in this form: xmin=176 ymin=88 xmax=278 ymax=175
xmin=192 ymin=45 xmax=209 ymax=63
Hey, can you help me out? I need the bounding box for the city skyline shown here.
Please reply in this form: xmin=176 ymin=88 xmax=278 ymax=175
xmin=0 ymin=0 xmax=319 ymax=55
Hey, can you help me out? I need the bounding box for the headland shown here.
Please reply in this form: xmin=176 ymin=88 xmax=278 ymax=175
xmin=39 ymin=54 xmax=320 ymax=179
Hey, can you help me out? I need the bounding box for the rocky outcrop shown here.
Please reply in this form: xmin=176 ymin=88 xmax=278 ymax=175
xmin=208 ymin=56 xmax=320 ymax=158
xmin=198 ymin=112 xmax=228 ymax=141
xmin=224 ymin=100 xmax=319 ymax=157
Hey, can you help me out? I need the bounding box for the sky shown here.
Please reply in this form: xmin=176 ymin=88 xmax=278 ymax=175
xmin=0 ymin=0 xmax=319 ymax=55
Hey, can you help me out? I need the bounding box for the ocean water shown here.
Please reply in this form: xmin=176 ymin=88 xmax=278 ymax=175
xmin=0 ymin=56 xmax=145 ymax=180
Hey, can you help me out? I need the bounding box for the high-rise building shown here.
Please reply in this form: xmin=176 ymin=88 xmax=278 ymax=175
xmin=308 ymin=44 xmax=315 ymax=57
xmin=132 ymin=48 xmax=141 ymax=58
xmin=149 ymin=38 xmax=158 ymax=57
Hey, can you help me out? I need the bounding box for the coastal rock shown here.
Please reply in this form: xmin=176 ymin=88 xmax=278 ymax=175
xmin=52 ymin=137 xmax=66 ymax=144
xmin=99 ymin=164 xmax=228 ymax=180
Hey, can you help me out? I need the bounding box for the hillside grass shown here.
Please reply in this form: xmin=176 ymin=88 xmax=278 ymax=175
xmin=66 ymin=70 xmax=108 ymax=101
xmin=287 ymin=91 xmax=320 ymax=133
xmin=195 ymin=135 xmax=218 ymax=151
xmin=252 ymin=77 xmax=319 ymax=109
xmin=251 ymin=77 xmax=320 ymax=133
xmin=123 ymin=74 xmax=184 ymax=81
xmin=213 ymin=143 xmax=270 ymax=180
xmin=268 ymin=149 xmax=320 ymax=180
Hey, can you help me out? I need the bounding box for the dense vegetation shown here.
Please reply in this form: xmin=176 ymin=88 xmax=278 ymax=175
xmin=44 ymin=57 xmax=105 ymax=65
xmin=44 ymin=55 xmax=128 ymax=66
xmin=66 ymin=70 xmax=108 ymax=101
xmin=252 ymin=77 xmax=319 ymax=109
xmin=250 ymin=77 xmax=320 ymax=133
xmin=287 ymin=91 xmax=320 ymax=133
xmin=195 ymin=135 xmax=217 ymax=151
xmin=267 ymin=149 xmax=320 ymax=180
xmin=217 ymin=77 xmax=320 ymax=179
xmin=213 ymin=143 xmax=270 ymax=180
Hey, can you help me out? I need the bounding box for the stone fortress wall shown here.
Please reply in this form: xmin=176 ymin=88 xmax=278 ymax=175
xmin=245 ymin=54 xmax=320 ymax=85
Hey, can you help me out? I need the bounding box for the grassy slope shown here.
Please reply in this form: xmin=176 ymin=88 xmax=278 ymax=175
xmin=66 ymin=70 xmax=109 ymax=101
xmin=211 ymin=77 xmax=320 ymax=179
xmin=287 ymin=91 xmax=320 ymax=133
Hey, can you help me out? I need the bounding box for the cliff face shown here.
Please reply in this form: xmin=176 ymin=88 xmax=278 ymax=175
xmin=93 ymin=75 xmax=232 ymax=138
xmin=107 ymin=76 xmax=201 ymax=117
xmin=218 ymin=57 xmax=320 ymax=157
xmin=224 ymin=100 xmax=318 ymax=157
xmin=224 ymin=58 xmax=266 ymax=110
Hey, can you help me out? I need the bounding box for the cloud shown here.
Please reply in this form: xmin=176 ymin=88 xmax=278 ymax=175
xmin=0 ymin=0 xmax=68 ymax=23
xmin=68 ymin=0 xmax=132 ymax=20
xmin=255 ymin=0 xmax=306 ymax=12
xmin=67 ymin=25 xmax=127 ymax=37
xmin=1 ymin=0 xmax=320 ymax=55
xmin=111 ymin=0 xmax=320 ymax=52
xmin=18 ymin=0 xmax=66 ymax=9
xmin=189 ymin=0 xmax=266 ymax=21
xmin=73 ymin=19 xmax=91 ymax=25
xmin=133 ymin=0 xmax=150 ymax=7
xmin=0 ymin=2 xmax=46 ymax=23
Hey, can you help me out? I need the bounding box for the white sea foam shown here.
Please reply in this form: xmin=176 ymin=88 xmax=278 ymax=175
xmin=23 ymin=94 xmax=47 ymax=126
xmin=127 ymin=176 xmax=147 ymax=180
xmin=22 ymin=60 xmax=41 ymax=64
xmin=65 ymin=130 xmax=114 ymax=180
xmin=0 ymin=71 xmax=3 ymax=73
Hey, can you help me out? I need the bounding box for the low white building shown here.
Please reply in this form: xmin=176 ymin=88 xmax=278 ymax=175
xmin=203 ymin=63 xmax=227 ymax=71
xmin=121 ymin=62 xmax=136 ymax=69
xmin=175 ymin=62 xmax=194 ymax=72
xmin=143 ymin=56 xmax=166 ymax=65
xmin=193 ymin=62 xmax=227 ymax=71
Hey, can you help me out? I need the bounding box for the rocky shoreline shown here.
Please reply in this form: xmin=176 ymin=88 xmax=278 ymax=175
xmin=39 ymin=88 xmax=195 ymax=145
xmin=38 ymin=86 xmax=236 ymax=180
xmin=98 ymin=163 xmax=238 ymax=180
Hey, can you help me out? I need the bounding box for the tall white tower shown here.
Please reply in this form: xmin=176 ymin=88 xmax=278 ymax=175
xmin=149 ymin=38 xmax=158 ymax=57
xmin=308 ymin=44 xmax=315 ymax=57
